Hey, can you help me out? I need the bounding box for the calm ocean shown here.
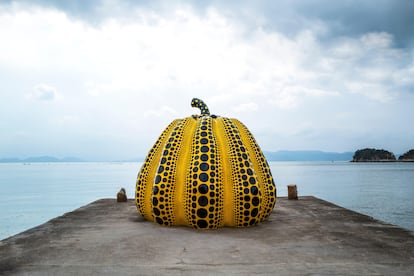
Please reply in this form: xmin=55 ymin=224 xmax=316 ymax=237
xmin=0 ymin=161 xmax=413 ymax=240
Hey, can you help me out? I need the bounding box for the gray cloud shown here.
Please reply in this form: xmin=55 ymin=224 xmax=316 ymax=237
xmin=5 ymin=0 xmax=413 ymax=47
xmin=2 ymin=0 xmax=157 ymax=24
xmin=1 ymin=0 xmax=413 ymax=158
xmin=199 ymin=0 xmax=414 ymax=48
xmin=292 ymin=0 xmax=414 ymax=48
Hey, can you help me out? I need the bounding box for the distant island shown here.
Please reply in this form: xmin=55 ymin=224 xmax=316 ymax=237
xmin=398 ymin=149 xmax=414 ymax=162
xmin=352 ymin=148 xmax=396 ymax=162
xmin=352 ymin=148 xmax=414 ymax=162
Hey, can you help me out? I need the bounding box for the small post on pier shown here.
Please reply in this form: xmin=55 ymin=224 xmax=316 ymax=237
xmin=287 ymin=184 xmax=298 ymax=200
xmin=117 ymin=188 xmax=127 ymax=202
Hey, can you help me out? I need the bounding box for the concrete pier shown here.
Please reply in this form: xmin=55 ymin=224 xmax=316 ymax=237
xmin=1 ymin=197 xmax=413 ymax=275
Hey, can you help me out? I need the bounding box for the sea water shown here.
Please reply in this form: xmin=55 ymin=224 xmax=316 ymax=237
xmin=0 ymin=161 xmax=413 ymax=240
xmin=270 ymin=162 xmax=414 ymax=232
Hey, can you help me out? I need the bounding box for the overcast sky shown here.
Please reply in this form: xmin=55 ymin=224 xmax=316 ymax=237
xmin=1 ymin=0 xmax=413 ymax=160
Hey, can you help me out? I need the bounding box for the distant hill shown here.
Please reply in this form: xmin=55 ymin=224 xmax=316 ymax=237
xmin=1 ymin=151 xmax=356 ymax=163
xmin=133 ymin=151 xmax=353 ymax=162
xmin=0 ymin=156 xmax=84 ymax=163
xmin=263 ymin=150 xmax=354 ymax=161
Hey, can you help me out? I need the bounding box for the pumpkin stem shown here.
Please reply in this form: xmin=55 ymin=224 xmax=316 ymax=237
xmin=191 ymin=98 xmax=210 ymax=116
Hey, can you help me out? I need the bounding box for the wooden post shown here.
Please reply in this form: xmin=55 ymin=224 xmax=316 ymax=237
xmin=287 ymin=184 xmax=298 ymax=200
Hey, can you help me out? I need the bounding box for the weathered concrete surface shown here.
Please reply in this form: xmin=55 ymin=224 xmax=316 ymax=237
xmin=0 ymin=197 xmax=413 ymax=275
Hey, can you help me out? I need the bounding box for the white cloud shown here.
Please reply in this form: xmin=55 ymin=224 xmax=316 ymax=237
xmin=233 ymin=102 xmax=258 ymax=113
xmin=1 ymin=6 xmax=403 ymax=109
xmin=28 ymin=83 xmax=61 ymax=101
xmin=0 ymin=3 xmax=413 ymax=159
xmin=55 ymin=115 xmax=80 ymax=126
xmin=144 ymin=106 xmax=177 ymax=118
xmin=346 ymin=82 xmax=392 ymax=103
xmin=269 ymin=86 xmax=338 ymax=109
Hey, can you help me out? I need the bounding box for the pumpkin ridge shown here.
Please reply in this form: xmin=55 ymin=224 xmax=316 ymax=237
xmin=213 ymin=118 xmax=233 ymax=226
xmin=186 ymin=116 xmax=223 ymax=229
xmin=232 ymin=120 xmax=266 ymax=220
xmin=174 ymin=118 xmax=198 ymax=226
xmin=232 ymin=119 xmax=277 ymax=222
xmin=221 ymin=118 xmax=262 ymax=227
xmin=152 ymin=118 xmax=191 ymax=226
xmin=136 ymin=119 xmax=180 ymax=220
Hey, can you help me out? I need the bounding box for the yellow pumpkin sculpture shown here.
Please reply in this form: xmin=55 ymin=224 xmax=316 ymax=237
xmin=136 ymin=98 xmax=276 ymax=229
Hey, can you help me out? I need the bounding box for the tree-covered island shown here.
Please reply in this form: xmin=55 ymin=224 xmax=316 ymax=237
xmin=398 ymin=149 xmax=414 ymax=162
xmin=352 ymin=148 xmax=396 ymax=162
xmin=351 ymin=148 xmax=414 ymax=162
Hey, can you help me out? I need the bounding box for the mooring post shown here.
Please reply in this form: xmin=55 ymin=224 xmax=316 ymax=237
xmin=287 ymin=184 xmax=298 ymax=200
xmin=117 ymin=188 xmax=127 ymax=202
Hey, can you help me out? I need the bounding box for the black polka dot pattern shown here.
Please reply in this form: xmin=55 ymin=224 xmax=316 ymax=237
xmin=135 ymin=99 xmax=277 ymax=229
xmin=185 ymin=116 xmax=224 ymax=229
xmin=221 ymin=117 xmax=262 ymax=227
xmin=136 ymin=120 xmax=179 ymax=219
xmin=152 ymin=118 xmax=191 ymax=226
xmin=233 ymin=119 xmax=277 ymax=222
